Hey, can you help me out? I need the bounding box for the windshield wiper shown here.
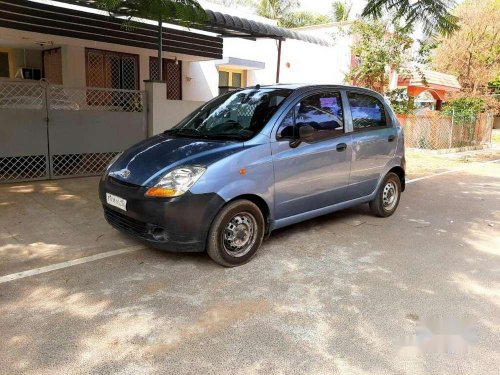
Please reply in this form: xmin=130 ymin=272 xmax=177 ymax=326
xmin=164 ymin=129 xmax=180 ymax=135
xmin=165 ymin=128 xmax=248 ymax=141
xmin=164 ymin=129 xmax=204 ymax=138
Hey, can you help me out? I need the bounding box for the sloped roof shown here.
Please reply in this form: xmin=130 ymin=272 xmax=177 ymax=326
xmin=408 ymin=68 xmax=461 ymax=89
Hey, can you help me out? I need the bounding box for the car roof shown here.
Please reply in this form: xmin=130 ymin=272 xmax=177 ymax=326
xmin=254 ymin=83 xmax=382 ymax=96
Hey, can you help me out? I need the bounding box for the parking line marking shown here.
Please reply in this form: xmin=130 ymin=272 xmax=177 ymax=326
xmin=406 ymin=157 xmax=500 ymax=184
xmin=0 ymin=245 xmax=144 ymax=284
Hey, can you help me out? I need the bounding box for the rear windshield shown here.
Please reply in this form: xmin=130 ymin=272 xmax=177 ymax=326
xmin=167 ymin=88 xmax=292 ymax=141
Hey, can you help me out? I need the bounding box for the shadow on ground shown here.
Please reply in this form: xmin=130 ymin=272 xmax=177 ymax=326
xmin=1 ymin=164 xmax=499 ymax=374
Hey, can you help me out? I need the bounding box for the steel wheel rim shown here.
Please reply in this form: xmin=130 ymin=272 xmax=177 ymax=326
xmin=222 ymin=212 xmax=257 ymax=257
xmin=382 ymin=180 xmax=398 ymax=211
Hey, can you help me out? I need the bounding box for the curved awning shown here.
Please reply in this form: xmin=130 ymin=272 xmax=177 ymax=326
xmin=53 ymin=0 xmax=331 ymax=46
xmin=203 ymin=9 xmax=330 ymax=46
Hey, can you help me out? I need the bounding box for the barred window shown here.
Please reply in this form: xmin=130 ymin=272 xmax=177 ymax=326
xmin=85 ymin=48 xmax=139 ymax=90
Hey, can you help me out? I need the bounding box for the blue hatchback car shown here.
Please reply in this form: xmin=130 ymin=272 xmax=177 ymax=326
xmin=99 ymin=84 xmax=405 ymax=266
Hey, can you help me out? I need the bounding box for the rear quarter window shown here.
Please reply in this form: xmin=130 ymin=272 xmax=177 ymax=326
xmin=347 ymin=92 xmax=388 ymax=131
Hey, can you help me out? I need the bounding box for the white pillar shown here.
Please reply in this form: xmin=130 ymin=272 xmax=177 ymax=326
xmin=144 ymin=80 xmax=166 ymax=137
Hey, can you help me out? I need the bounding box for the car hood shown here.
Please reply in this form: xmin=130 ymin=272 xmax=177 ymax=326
xmin=108 ymin=134 xmax=244 ymax=186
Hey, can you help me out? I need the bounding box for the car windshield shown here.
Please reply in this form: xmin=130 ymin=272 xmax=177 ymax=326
xmin=166 ymin=88 xmax=292 ymax=141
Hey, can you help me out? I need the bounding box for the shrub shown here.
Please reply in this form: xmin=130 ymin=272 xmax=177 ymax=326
xmin=442 ymin=97 xmax=485 ymax=117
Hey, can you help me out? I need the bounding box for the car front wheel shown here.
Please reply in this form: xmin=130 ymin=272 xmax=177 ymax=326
xmin=369 ymin=172 xmax=402 ymax=217
xmin=207 ymin=200 xmax=265 ymax=267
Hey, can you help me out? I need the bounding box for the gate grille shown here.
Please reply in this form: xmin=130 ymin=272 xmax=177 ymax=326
xmin=1 ymin=80 xmax=147 ymax=184
xmin=0 ymin=155 xmax=48 ymax=182
xmin=49 ymin=85 xmax=144 ymax=112
xmin=0 ymin=81 xmax=45 ymax=109
xmin=51 ymin=152 xmax=120 ymax=178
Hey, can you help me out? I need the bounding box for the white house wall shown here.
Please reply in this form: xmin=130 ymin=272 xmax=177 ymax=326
xmin=182 ymin=36 xmax=347 ymax=102
xmin=61 ymin=45 xmax=85 ymax=87
xmin=296 ymin=24 xmax=353 ymax=85
xmin=182 ymin=60 xmax=219 ymax=101
xmin=1 ymin=26 xmax=350 ymax=101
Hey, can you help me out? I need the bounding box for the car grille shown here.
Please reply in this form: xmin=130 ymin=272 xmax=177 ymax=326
xmin=108 ymin=176 xmax=141 ymax=189
xmin=103 ymin=206 xmax=149 ymax=239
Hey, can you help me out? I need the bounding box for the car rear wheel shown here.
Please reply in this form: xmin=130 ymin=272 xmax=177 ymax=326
xmin=207 ymin=200 xmax=265 ymax=267
xmin=369 ymin=172 xmax=401 ymax=217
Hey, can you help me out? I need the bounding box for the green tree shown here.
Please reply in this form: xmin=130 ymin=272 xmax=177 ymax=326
xmin=361 ymin=0 xmax=459 ymax=36
xmin=207 ymin=0 xmax=258 ymax=10
xmin=95 ymin=0 xmax=206 ymax=79
xmin=332 ymin=1 xmax=352 ymax=22
xmin=432 ymin=0 xmax=500 ymax=95
xmin=257 ymin=0 xmax=299 ymax=26
xmin=442 ymin=97 xmax=485 ymax=117
xmin=256 ymin=0 xmax=328 ymax=28
xmin=346 ymin=20 xmax=413 ymax=94
xmin=385 ymin=88 xmax=409 ymax=114
xmin=489 ymin=75 xmax=500 ymax=97
xmin=281 ymin=11 xmax=330 ymax=28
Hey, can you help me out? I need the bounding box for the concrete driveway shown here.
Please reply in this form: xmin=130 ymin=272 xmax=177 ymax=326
xmin=0 ymin=158 xmax=499 ymax=374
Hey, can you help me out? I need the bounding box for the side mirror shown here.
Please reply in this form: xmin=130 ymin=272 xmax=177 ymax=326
xmin=277 ymin=125 xmax=295 ymax=140
xmin=298 ymin=123 xmax=315 ymax=140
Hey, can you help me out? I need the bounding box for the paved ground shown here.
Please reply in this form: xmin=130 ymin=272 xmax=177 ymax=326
xmin=1 ymin=154 xmax=499 ymax=374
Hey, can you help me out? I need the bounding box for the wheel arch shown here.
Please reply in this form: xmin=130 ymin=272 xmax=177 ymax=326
xmin=226 ymin=194 xmax=271 ymax=234
xmin=388 ymin=166 xmax=405 ymax=191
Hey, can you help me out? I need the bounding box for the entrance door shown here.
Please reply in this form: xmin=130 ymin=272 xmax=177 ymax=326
xmin=271 ymin=91 xmax=352 ymax=219
xmin=346 ymin=91 xmax=398 ymax=199
xmin=42 ymin=48 xmax=62 ymax=84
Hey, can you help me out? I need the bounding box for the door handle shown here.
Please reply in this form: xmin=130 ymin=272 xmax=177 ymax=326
xmin=336 ymin=143 xmax=347 ymax=152
xmin=388 ymin=135 xmax=396 ymax=142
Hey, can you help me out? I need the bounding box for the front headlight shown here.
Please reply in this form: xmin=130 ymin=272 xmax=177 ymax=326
xmin=145 ymin=166 xmax=206 ymax=198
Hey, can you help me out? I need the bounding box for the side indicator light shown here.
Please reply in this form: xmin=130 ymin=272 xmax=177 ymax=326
xmin=145 ymin=187 xmax=177 ymax=197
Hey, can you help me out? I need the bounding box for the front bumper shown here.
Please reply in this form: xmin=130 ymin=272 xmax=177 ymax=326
xmin=99 ymin=176 xmax=225 ymax=252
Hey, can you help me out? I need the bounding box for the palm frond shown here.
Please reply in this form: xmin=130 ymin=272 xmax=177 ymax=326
xmin=332 ymin=1 xmax=353 ymax=22
xmin=362 ymin=0 xmax=459 ymax=36
xmin=95 ymin=0 xmax=206 ymax=25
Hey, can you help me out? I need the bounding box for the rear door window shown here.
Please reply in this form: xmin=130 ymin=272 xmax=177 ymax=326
xmin=347 ymin=92 xmax=388 ymax=131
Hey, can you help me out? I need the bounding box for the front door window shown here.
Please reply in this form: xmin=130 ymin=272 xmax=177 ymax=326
xmin=276 ymin=91 xmax=344 ymax=142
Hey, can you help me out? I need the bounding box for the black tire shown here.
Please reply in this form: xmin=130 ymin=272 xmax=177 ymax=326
xmin=207 ymin=200 xmax=265 ymax=267
xmin=369 ymin=172 xmax=402 ymax=218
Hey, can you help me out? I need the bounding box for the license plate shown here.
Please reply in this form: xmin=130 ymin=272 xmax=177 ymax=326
xmin=106 ymin=193 xmax=127 ymax=211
